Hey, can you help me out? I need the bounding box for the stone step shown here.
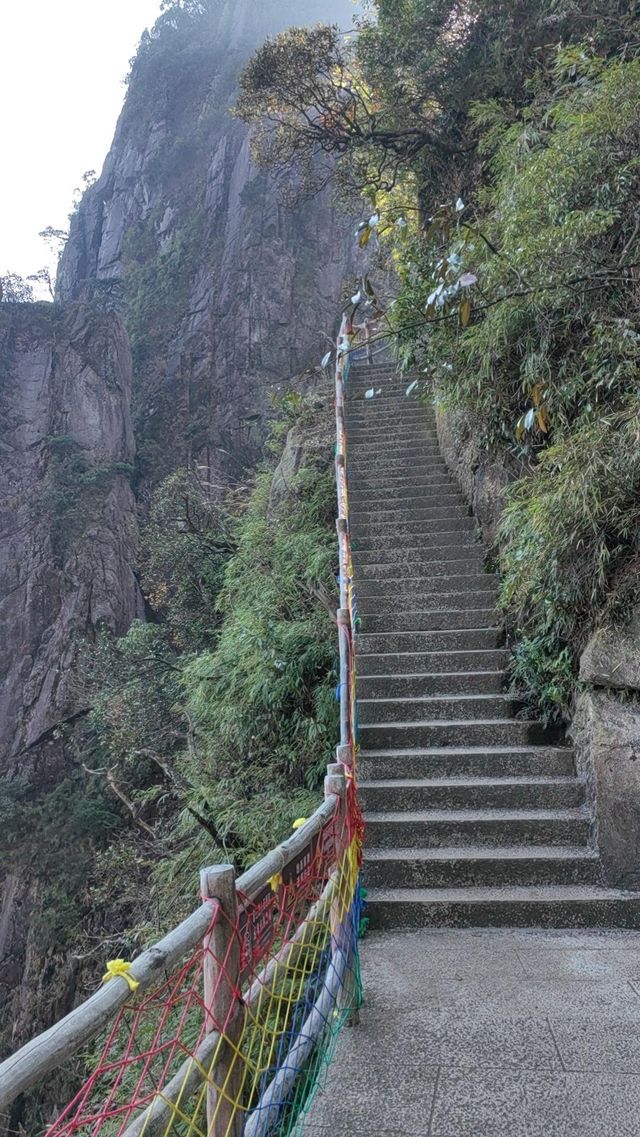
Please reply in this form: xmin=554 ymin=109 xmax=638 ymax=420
xmin=349 ymin=449 xmax=445 ymax=468
xmin=355 ymin=566 xmax=491 ymax=587
xmin=349 ymin=487 xmax=457 ymax=507
xmin=347 ymin=415 xmax=436 ymax=429
xmin=350 ymin=503 xmax=471 ymax=524
xmin=352 ymin=548 xmax=484 ymax=568
xmin=363 ymin=845 xmax=602 ymax=889
xmin=350 ymin=470 xmax=450 ymax=488
xmin=354 ymin=549 xmax=484 ymax=570
xmin=350 ymin=516 xmax=473 ymax=538
xmin=350 ymin=491 xmax=456 ymax=509
xmin=355 ymin=573 xmax=496 ymax=596
xmin=347 ymin=429 xmax=439 ymax=444
xmin=349 ymin=450 xmax=444 ymax=468
xmin=357 ymin=647 xmax=509 ymax=676
xmin=357 ymin=745 xmax=577 ymax=780
xmin=358 ymin=592 xmax=498 ymax=618
xmin=357 ymin=627 xmax=503 ymax=655
xmin=348 ymin=389 xmax=430 ymax=402
xmin=347 ymin=402 xmax=438 ymax=416
xmin=357 ymin=670 xmax=505 ymax=699
xmin=355 ymin=549 xmax=479 ymax=570
xmin=354 ymin=529 xmax=478 ymax=553
xmin=347 ymin=420 xmax=438 ymax=432
xmin=358 ymin=693 xmax=519 ymax=724
xmin=359 ymin=717 xmax=549 ymax=750
xmin=364 ymin=808 xmax=591 ymax=849
xmin=358 ymin=775 xmax=586 ymax=812
xmin=350 ymin=505 xmax=469 ymax=529
xmin=349 ymin=474 xmax=458 ymax=492
xmin=360 ymin=608 xmax=498 ymax=633
xmin=348 ymin=444 xmax=443 ymax=463
xmin=349 ymin=378 xmax=420 ymax=388
xmin=364 ymin=886 xmax=640 ymax=929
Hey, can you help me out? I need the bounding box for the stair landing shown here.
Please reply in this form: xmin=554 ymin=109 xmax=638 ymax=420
xmin=304 ymin=926 xmax=640 ymax=1135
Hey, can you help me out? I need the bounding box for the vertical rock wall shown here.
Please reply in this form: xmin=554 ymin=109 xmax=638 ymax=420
xmin=57 ymin=0 xmax=359 ymax=487
xmin=0 ymin=303 xmax=142 ymax=770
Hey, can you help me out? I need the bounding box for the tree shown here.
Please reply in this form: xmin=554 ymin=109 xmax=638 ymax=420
xmin=27 ymin=267 xmax=54 ymax=300
xmin=237 ymin=2 xmax=638 ymax=204
xmin=0 ymin=272 xmax=34 ymax=302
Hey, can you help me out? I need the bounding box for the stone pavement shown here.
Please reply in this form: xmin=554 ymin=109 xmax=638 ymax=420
xmin=304 ymin=927 xmax=640 ymax=1136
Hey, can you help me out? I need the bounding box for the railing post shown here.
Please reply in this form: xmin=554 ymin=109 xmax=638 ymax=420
xmin=324 ymin=764 xmax=357 ymax=1020
xmin=200 ymin=865 xmax=244 ymax=1137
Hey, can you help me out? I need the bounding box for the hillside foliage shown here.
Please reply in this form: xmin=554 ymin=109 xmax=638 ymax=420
xmin=240 ymin=0 xmax=640 ymax=722
xmin=1 ymin=392 xmax=337 ymax=997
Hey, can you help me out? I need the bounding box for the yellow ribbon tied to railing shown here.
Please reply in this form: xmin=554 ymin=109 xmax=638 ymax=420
xmin=102 ymin=959 xmax=140 ymax=993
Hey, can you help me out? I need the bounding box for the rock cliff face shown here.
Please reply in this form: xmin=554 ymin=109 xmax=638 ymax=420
xmin=0 ymin=303 xmax=142 ymax=771
xmin=58 ymin=0 xmax=357 ymax=486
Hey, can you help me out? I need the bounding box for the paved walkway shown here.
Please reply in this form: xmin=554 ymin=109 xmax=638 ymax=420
xmin=305 ymin=927 xmax=640 ymax=1136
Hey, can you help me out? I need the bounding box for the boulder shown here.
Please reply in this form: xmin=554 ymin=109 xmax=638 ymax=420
xmin=579 ymin=615 xmax=640 ymax=690
xmin=571 ymin=690 xmax=640 ymax=888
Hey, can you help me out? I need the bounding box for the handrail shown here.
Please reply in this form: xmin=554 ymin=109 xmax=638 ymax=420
xmin=334 ymin=311 xmax=357 ymax=769
xmin=0 ymin=802 xmax=338 ymax=1111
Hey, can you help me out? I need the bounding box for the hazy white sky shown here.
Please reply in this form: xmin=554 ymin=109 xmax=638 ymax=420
xmin=0 ymin=0 xmax=163 ymax=282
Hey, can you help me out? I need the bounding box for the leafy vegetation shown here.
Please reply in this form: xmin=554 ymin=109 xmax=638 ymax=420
xmin=240 ymin=0 xmax=640 ymax=721
xmin=1 ymin=390 xmax=337 ymax=990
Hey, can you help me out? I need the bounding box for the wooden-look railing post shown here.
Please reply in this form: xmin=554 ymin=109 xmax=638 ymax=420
xmin=200 ymin=865 xmax=244 ymax=1137
xmin=324 ymin=764 xmax=357 ymax=1022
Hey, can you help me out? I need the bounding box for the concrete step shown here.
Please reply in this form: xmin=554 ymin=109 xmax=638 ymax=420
xmin=358 ymin=693 xmax=520 ymax=724
xmin=348 ymin=390 xmax=431 ymax=403
xmin=354 ymin=550 xmax=485 ymax=571
xmin=359 ymin=718 xmax=550 ymax=750
xmin=357 ymin=627 xmax=503 ymax=655
xmin=360 ymin=608 xmax=498 ymax=633
xmin=349 ymin=452 xmax=446 ymax=471
xmin=347 ymin=431 xmax=440 ymax=446
xmin=350 ymin=518 xmax=474 ymax=540
xmin=357 ymin=670 xmax=505 ymax=699
xmin=348 ymin=382 xmax=430 ymax=395
xmin=364 ymin=808 xmax=591 ymax=849
xmin=347 ymin=411 xmax=437 ymax=425
xmin=357 ymin=648 xmax=510 ymax=676
xmin=357 ymin=745 xmax=577 ymax=780
xmin=363 ymin=845 xmax=602 ymax=889
xmin=347 ymin=419 xmax=437 ymax=433
xmin=349 ymin=487 xmax=458 ymax=508
xmin=355 ymin=564 xmax=491 ymax=585
xmin=347 ymin=509 xmax=472 ymax=525
xmin=348 ymin=430 xmax=438 ymax=445
xmin=356 ymin=560 xmax=487 ymax=581
xmin=349 ymin=449 xmax=443 ymax=466
xmin=365 ymin=886 xmax=640 ymax=929
xmin=355 ymin=573 xmax=497 ymax=595
xmin=349 ymin=491 xmax=457 ymax=509
xmin=348 ymin=444 xmax=444 ymax=463
xmin=350 ymin=504 xmax=471 ymax=524
xmin=358 ymin=776 xmax=586 ymax=812
xmin=350 ymin=505 xmax=469 ymax=529
xmin=347 ymin=472 xmax=452 ymax=495
xmin=358 ymin=592 xmax=498 ymax=618
xmin=355 ymin=550 xmax=480 ymax=571
xmin=350 ymin=483 xmax=463 ymax=500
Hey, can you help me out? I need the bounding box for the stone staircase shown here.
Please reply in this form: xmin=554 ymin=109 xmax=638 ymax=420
xmin=347 ymin=364 xmax=640 ymax=927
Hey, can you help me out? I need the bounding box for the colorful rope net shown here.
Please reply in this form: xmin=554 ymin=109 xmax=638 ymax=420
xmin=46 ymin=785 xmax=363 ymax=1137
